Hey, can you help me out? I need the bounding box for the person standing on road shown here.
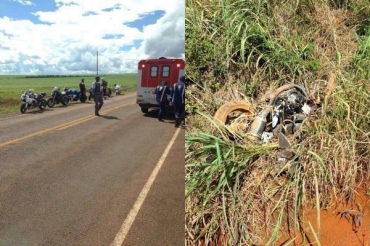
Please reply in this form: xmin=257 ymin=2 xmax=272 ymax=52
xmin=79 ymin=78 xmax=86 ymax=94
xmin=79 ymin=78 xmax=87 ymax=102
xmin=154 ymin=81 xmax=171 ymax=122
xmin=91 ymin=76 xmax=103 ymax=116
xmin=171 ymin=76 xmax=186 ymax=127
xmin=101 ymin=78 xmax=108 ymax=98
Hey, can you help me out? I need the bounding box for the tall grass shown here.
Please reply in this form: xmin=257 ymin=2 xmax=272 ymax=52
xmin=186 ymin=0 xmax=370 ymax=245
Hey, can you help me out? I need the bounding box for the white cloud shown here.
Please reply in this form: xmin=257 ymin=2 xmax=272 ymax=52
xmin=0 ymin=0 xmax=185 ymax=75
xmin=141 ymin=4 xmax=185 ymax=59
xmin=9 ymin=0 xmax=34 ymax=6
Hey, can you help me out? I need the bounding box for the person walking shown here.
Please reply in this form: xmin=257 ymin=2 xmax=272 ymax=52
xmin=171 ymin=76 xmax=186 ymax=127
xmin=154 ymin=81 xmax=171 ymax=121
xmin=91 ymin=76 xmax=103 ymax=116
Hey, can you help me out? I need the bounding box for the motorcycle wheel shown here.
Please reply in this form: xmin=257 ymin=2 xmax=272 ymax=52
xmin=20 ymin=104 xmax=27 ymax=114
xmin=64 ymin=96 xmax=70 ymax=105
xmin=80 ymin=94 xmax=87 ymax=103
xmin=39 ymin=99 xmax=47 ymax=110
xmin=47 ymin=98 xmax=55 ymax=108
xmin=213 ymin=101 xmax=255 ymax=140
xmin=61 ymin=97 xmax=67 ymax=106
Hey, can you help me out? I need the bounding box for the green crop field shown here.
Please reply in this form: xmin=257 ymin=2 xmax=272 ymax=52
xmin=0 ymin=74 xmax=137 ymax=115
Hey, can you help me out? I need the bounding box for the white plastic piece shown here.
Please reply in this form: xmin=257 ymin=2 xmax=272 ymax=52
xmin=261 ymin=132 xmax=274 ymax=143
xmin=302 ymin=103 xmax=311 ymax=115
xmin=272 ymin=115 xmax=279 ymax=128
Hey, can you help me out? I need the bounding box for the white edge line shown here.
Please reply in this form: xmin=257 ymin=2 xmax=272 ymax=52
xmin=110 ymin=127 xmax=181 ymax=246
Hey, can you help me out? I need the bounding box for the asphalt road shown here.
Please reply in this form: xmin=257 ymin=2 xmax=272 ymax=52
xmin=0 ymin=92 xmax=184 ymax=246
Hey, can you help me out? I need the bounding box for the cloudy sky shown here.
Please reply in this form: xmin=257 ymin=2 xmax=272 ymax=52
xmin=0 ymin=0 xmax=185 ymax=75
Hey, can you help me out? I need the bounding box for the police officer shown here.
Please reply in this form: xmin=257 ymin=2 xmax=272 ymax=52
xmin=79 ymin=78 xmax=86 ymax=94
xmin=91 ymin=76 xmax=103 ymax=116
xmin=171 ymin=76 xmax=185 ymax=127
xmin=154 ymin=81 xmax=171 ymax=121
xmin=79 ymin=78 xmax=87 ymax=102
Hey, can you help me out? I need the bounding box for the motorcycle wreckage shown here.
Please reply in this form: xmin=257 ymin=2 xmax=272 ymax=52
xmin=214 ymin=83 xmax=319 ymax=166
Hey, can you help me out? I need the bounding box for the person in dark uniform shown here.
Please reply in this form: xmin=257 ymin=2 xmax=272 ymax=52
xmin=79 ymin=78 xmax=87 ymax=101
xmin=79 ymin=78 xmax=86 ymax=94
xmin=171 ymin=76 xmax=185 ymax=127
xmin=91 ymin=76 xmax=103 ymax=116
xmin=154 ymin=81 xmax=171 ymax=121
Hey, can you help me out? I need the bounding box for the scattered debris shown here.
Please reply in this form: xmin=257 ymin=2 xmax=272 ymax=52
xmin=337 ymin=209 xmax=363 ymax=233
xmin=261 ymin=132 xmax=274 ymax=143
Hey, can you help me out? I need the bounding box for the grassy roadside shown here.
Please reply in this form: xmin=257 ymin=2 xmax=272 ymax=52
xmin=0 ymin=74 xmax=137 ymax=115
xmin=185 ymin=0 xmax=370 ymax=245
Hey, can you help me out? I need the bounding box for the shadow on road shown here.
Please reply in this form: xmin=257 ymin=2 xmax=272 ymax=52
xmin=142 ymin=109 xmax=177 ymax=125
xmin=66 ymin=102 xmax=93 ymax=107
xmin=25 ymin=108 xmax=53 ymax=114
xmin=100 ymin=115 xmax=120 ymax=120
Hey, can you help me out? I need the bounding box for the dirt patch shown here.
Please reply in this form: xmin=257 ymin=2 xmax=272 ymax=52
xmin=0 ymin=98 xmax=19 ymax=107
xmin=277 ymin=189 xmax=370 ymax=246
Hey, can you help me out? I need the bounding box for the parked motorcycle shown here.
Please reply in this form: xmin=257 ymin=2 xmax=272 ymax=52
xmin=107 ymin=87 xmax=112 ymax=97
xmin=20 ymin=90 xmax=47 ymax=113
xmin=47 ymin=87 xmax=68 ymax=108
xmin=102 ymin=86 xmax=112 ymax=99
xmin=114 ymin=84 xmax=123 ymax=95
xmin=88 ymin=87 xmax=94 ymax=101
xmin=62 ymin=87 xmax=87 ymax=103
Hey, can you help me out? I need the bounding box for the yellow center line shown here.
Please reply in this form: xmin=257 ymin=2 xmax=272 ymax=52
xmin=56 ymin=116 xmax=96 ymax=131
xmin=0 ymin=102 xmax=135 ymax=147
xmin=55 ymin=102 xmax=135 ymax=130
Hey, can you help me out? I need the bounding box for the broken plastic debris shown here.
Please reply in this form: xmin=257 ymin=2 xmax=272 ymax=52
xmin=278 ymin=133 xmax=291 ymax=149
xmin=302 ymin=103 xmax=311 ymax=115
xmin=272 ymin=114 xmax=279 ymax=128
xmin=261 ymin=132 xmax=274 ymax=143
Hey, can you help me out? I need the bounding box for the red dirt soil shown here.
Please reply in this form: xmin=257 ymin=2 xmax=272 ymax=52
xmin=278 ymin=190 xmax=370 ymax=246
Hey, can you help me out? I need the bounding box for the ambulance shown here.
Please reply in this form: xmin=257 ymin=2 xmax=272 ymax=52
xmin=136 ymin=57 xmax=185 ymax=113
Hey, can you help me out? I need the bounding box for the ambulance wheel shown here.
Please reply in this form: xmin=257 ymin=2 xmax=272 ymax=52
xmin=141 ymin=107 xmax=148 ymax=113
